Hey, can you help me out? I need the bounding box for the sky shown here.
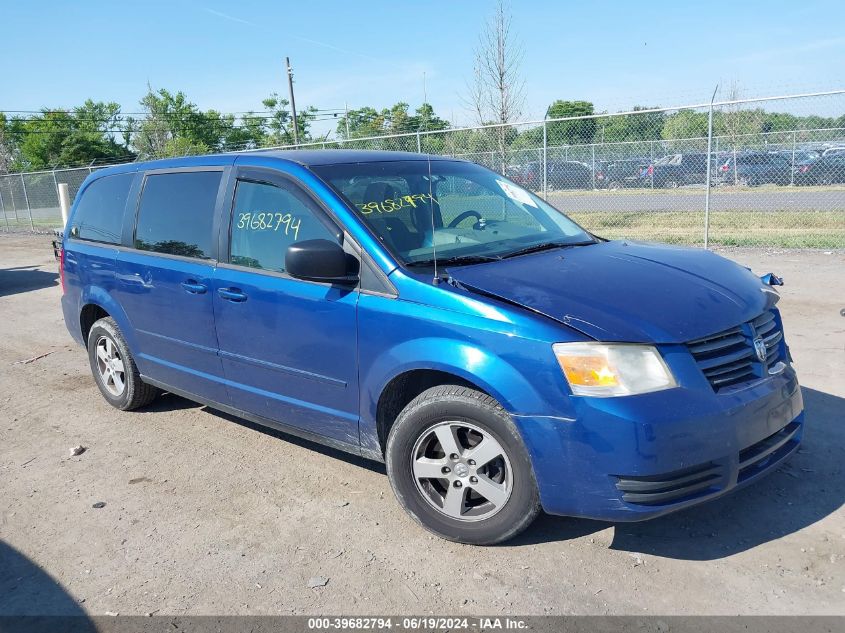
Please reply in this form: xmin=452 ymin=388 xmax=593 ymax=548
xmin=2 ymin=0 xmax=844 ymax=138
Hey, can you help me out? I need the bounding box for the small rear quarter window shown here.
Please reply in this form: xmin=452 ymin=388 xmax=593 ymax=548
xmin=72 ymin=173 xmax=133 ymax=244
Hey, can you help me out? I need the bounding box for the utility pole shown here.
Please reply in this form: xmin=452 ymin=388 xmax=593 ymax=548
xmin=286 ymin=57 xmax=299 ymax=145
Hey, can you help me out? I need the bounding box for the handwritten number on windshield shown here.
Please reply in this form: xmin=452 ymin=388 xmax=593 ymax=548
xmin=357 ymin=193 xmax=437 ymax=215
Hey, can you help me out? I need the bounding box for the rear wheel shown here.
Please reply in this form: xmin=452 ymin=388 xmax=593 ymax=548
xmin=386 ymin=385 xmax=540 ymax=545
xmin=87 ymin=317 xmax=159 ymax=410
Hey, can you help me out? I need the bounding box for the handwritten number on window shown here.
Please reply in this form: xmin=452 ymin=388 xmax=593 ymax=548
xmin=236 ymin=212 xmax=301 ymax=240
xmin=357 ymin=193 xmax=438 ymax=215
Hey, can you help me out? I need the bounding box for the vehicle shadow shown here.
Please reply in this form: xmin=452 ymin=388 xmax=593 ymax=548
xmin=0 ymin=541 xmax=93 ymax=625
xmin=0 ymin=265 xmax=58 ymax=298
xmin=514 ymin=387 xmax=844 ymax=559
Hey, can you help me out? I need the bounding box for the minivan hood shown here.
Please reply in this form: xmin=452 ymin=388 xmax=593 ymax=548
xmin=448 ymin=240 xmax=776 ymax=343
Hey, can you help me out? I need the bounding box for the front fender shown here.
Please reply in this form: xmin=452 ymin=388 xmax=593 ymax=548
xmin=359 ymin=336 xmax=552 ymax=454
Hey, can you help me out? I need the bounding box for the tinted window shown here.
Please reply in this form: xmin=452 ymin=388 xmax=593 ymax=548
xmin=73 ymin=173 xmax=133 ymax=244
xmin=135 ymin=171 xmax=221 ymax=259
xmin=229 ymin=180 xmax=337 ymax=273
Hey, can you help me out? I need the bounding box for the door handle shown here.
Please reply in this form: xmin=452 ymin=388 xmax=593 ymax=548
xmin=181 ymin=280 xmax=207 ymax=294
xmin=218 ymin=287 xmax=247 ymax=302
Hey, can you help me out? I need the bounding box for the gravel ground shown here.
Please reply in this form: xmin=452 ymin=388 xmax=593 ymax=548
xmin=0 ymin=233 xmax=843 ymax=616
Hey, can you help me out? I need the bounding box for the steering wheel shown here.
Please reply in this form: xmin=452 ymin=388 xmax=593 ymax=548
xmin=448 ymin=210 xmax=483 ymax=228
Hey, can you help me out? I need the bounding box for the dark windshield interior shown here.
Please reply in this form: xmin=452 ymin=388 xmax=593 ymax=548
xmin=311 ymin=160 xmax=593 ymax=264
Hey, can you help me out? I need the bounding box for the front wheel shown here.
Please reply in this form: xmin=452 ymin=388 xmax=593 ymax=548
xmin=386 ymin=385 xmax=540 ymax=545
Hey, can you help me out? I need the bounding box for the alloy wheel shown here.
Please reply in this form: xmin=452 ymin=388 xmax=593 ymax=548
xmin=95 ymin=335 xmax=126 ymax=397
xmin=411 ymin=421 xmax=512 ymax=522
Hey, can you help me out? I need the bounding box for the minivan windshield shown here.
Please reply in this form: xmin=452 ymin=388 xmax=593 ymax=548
xmin=312 ymin=160 xmax=594 ymax=265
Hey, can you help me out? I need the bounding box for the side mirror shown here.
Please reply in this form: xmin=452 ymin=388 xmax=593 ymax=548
xmin=285 ymin=239 xmax=358 ymax=284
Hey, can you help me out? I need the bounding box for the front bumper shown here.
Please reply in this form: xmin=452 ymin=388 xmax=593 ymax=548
xmin=514 ymin=366 xmax=803 ymax=521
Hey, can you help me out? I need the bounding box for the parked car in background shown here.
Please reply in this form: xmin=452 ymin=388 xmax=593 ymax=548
xmin=510 ymin=160 xmax=594 ymax=191
xmin=509 ymin=161 xmax=542 ymax=190
xmin=794 ymin=153 xmax=845 ymax=185
xmin=796 ymin=149 xmax=821 ymax=163
xmin=716 ymin=152 xmax=793 ymax=186
xmin=821 ymin=146 xmax=845 ymax=158
xmin=647 ymin=153 xmax=710 ymax=188
xmin=547 ymin=160 xmax=593 ymax=190
xmin=595 ymin=158 xmax=650 ymax=189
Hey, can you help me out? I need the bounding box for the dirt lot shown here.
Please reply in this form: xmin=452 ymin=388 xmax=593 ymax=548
xmin=1 ymin=233 xmax=843 ymax=616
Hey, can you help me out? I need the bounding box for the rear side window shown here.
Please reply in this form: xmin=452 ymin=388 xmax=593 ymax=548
xmin=72 ymin=173 xmax=133 ymax=244
xmin=134 ymin=171 xmax=222 ymax=259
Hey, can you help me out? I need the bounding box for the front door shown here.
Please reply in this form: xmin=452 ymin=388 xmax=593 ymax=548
xmin=212 ymin=169 xmax=359 ymax=444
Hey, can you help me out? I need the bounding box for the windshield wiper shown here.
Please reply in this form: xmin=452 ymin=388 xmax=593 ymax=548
xmin=406 ymin=254 xmax=500 ymax=268
xmin=501 ymin=240 xmax=595 ymax=259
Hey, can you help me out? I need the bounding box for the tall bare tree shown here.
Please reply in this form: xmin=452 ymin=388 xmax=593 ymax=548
xmin=466 ymin=0 xmax=525 ymax=171
xmin=718 ymin=81 xmax=764 ymax=185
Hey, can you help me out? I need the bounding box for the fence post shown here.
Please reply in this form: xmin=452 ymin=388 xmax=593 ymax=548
xmin=58 ymin=183 xmax=71 ymax=229
xmin=9 ymin=176 xmax=19 ymax=222
xmin=416 ymin=132 xmax=422 ymax=153
xmin=52 ymin=171 xmax=61 ymax=220
xmin=790 ymin=130 xmax=797 ymax=186
xmin=0 ymin=181 xmax=8 ymax=229
xmin=650 ymin=140 xmax=654 ymax=189
xmin=591 ymin=144 xmax=596 ymax=190
xmin=20 ymin=174 xmax=34 ymax=231
xmin=542 ymin=120 xmax=548 ymax=199
xmin=704 ymin=86 xmax=718 ymax=250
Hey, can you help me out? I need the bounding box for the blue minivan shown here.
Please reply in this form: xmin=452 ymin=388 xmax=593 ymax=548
xmin=59 ymin=150 xmax=803 ymax=544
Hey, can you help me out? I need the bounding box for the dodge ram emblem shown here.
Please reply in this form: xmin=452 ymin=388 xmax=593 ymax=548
xmin=753 ymin=337 xmax=767 ymax=363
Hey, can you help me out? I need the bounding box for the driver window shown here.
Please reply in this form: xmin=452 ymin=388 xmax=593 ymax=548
xmin=229 ymin=180 xmax=337 ymax=273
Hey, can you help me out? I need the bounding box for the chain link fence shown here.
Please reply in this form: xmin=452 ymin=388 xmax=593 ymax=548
xmin=2 ymin=90 xmax=844 ymax=249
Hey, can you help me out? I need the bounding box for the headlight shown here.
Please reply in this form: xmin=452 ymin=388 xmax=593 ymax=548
xmin=552 ymin=342 xmax=677 ymax=397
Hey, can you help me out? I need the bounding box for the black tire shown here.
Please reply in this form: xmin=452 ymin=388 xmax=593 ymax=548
xmin=87 ymin=317 xmax=159 ymax=411
xmin=386 ymin=385 xmax=540 ymax=545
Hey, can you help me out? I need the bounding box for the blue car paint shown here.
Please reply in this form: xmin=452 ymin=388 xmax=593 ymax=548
xmin=61 ymin=150 xmax=803 ymax=522
xmin=445 ymin=240 xmax=775 ymax=343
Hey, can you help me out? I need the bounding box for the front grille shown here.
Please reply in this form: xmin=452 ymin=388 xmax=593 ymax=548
xmin=738 ymin=420 xmax=801 ymax=482
xmin=615 ymin=462 xmax=723 ymax=505
xmin=687 ymin=309 xmax=785 ymax=392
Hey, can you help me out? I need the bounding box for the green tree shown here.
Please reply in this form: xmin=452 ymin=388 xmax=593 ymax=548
xmin=336 ymin=102 xmax=449 ymax=142
xmin=134 ymin=88 xmax=212 ymax=158
xmin=11 ymin=101 xmax=130 ymax=170
xmin=597 ymin=106 xmax=665 ymax=143
xmin=262 ymin=93 xmax=315 ymax=145
xmin=0 ymin=113 xmax=20 ymax=172
xmin=546 ymin=100 xmax=596 ymax=145
xmin=661 ymin=109 xmax=709 ymax=141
